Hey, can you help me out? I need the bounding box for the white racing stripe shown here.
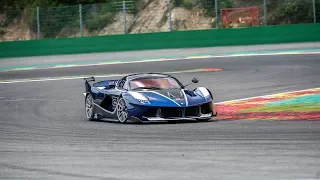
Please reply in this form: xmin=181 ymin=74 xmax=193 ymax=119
xmin=181 ymin=90 xmax=188 ymax=106
xmin=94 ymin=102 xmax=116 ymax=114
xmin=150 ymin=91 xmax=182 ymax=107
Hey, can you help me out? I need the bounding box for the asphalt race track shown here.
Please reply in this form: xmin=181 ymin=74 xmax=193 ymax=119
xmin=0 ymin=52 xmax=320 ymax=180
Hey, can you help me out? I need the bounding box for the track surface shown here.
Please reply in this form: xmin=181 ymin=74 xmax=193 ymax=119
xmin=0 ymin=52 xmax=320 ymax=179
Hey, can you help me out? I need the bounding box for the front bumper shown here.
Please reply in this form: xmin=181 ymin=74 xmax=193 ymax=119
xmin=136 ymin=112 xmax=217 ymax=122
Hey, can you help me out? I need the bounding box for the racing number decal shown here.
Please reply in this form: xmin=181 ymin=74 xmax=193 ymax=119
xmin=112 ymin=96 xmax=118 ymax=108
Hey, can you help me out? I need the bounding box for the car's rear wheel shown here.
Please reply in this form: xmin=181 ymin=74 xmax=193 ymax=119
xmin=85 ymin=94 xmax=95 ymax=121
xmin=116 ymin=97 xmax=128 ymax=123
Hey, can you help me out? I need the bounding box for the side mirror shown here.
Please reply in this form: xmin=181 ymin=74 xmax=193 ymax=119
xmin=108 ymin=80 xmax=117 ymax=88
xmin=183 ymin=77 xmax=199 ymax=88
xmin=192 ymin=77 xmax=199 ymax=83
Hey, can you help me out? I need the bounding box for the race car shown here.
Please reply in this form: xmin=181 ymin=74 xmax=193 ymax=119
xmin=83 ymin=73 xmax=217 ymax=123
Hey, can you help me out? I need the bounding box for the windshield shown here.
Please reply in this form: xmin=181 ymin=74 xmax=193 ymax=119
xmin=130 ymin=77 xmax=181 ymax=90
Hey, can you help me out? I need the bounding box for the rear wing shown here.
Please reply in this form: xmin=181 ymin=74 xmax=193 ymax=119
xmin=84 ymin=77 xmax=95 ymax=82
xmin=84 ymin=77 xmax=95 ymax=94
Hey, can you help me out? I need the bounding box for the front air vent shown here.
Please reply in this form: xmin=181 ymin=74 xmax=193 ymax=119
xmin=160 ymin=107 xmax=182 ymax=118
xmin=185 ymin=106 xmax=200 ymax=117
xmin=200 ymin=103 xmax=212 ymax=114
xmin=146 ymin=108 xmax=158 ymax=117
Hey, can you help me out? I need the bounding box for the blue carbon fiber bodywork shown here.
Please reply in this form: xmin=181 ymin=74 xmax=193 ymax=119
xmin=84 ymin=74 xmax=216 ymax=122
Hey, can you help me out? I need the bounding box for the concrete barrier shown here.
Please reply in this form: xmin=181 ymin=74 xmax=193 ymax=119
xmin=1 ymin=24 xmax=320 ymax=58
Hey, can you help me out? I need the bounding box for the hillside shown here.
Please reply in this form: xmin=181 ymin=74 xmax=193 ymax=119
xmin=0 ymin=0 xmax=219 ymax=40
xmin=0 ymin=0 xmax=318 ymax=41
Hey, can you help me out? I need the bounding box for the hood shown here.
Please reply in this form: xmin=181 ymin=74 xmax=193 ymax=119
xmin=135 ymin=89 xmax=211 ymax=107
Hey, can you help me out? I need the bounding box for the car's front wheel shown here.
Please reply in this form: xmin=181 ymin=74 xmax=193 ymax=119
xmin=85 ymin=94 xmax=95 ymax=121
xmin=116 ymin=97 xmax=128 ymax=123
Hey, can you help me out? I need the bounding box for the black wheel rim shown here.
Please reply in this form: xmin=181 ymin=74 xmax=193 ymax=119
xmin=117 ymin=98 xmax=128 ymax=123
xmin=85 ymin=95 xmax=93 ymax=119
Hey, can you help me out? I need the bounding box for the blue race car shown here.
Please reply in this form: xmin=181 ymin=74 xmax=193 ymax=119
xmin=83 ymin=73 xmax=217 ymax=123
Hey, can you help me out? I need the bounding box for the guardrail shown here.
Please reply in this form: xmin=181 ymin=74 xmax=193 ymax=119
xmin=1 ymin=24 xmax=320 ymax=58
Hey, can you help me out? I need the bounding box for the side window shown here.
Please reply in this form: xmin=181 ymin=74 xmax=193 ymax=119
xmin=117 ymin=77 xmax=127 ymax=90
xmin=123 ymin=82 xmax=129 ymax=90
xmin=118 ymin=80 xmax=125 ymax=89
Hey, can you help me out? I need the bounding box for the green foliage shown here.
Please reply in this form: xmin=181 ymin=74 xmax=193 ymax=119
xmin=1 ymin=0 xmax=319 ymax=39
xmin=203 ymin=0 xmax=232 ymax=18
xmin=218 ymin=0 xmax=232 ymax=9
xmin=183 ymin=1 xmax=192 ymax=10
xmin=26 ymin=0 xmax=61 ymax=8
xmin=268 ymin=0 xmax=314 ymax=25
xmin=0 ymin=10 xmax=22 ymax=27
xmin=82 ymin=3 xmax=118 ymax=32
xmin=314 ymin=0 xmax=320 ymax=23
xmin=26 ymin=9 xmax=38 ymax=34
xmin=280 ymin=0 xmax=313 ymax=23
xmin=0 ymin=28 xmax=5 ymax=36
xmin=2 ymin=0 xmax=140 ymax=10
xmin=37 ymin=6 xmax=79 ymax=38
xmin=204 ymin=7 xmax=215 ymax=17
xmin=85 ymin=12 xmax=115 ymax=31
xmin=2 ymin=0 xmax=115 ymax=9
xmin=174 ymin=0 xmax=184 ymax=7
xmin=0 ymin=0 xmax=142 ymax=39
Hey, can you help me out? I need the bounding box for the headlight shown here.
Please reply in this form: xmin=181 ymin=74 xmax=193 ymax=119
xmin=128 ymin=92 xmax=149 ymax=103
xmin=197 ymin=87 xmax=210 ymax=98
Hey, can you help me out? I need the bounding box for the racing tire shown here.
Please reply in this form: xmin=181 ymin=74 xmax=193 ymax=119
xmin=116 ymin=97 xmax=128 ymax=123
xmin=85 ymin=93 xmax=95 ymax=121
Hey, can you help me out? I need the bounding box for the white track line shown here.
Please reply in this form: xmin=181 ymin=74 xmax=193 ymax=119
xmin=0 ymin=74 xmax=124 ymax=84
xmin=216 ymin=87 xmax=320 ymax=104
xmin=0 ymin=68 xmax=216 ymax=84
xmin=1 ymin=51 xmax=320 ymax=72
xmin=0 ymin=98 xmax=69 ymax=102
xmin=1 ymin=51 xmax=320 ymax=84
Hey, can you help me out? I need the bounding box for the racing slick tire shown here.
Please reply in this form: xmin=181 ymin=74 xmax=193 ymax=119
xmin=85 ymin=93 xmax=95 ymax=121
xmin=116 ymin=97 xmax=129 ymax=123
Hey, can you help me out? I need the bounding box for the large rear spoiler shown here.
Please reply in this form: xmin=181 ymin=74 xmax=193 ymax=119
xmin=84 ymin=77 xmax=95 ymax=82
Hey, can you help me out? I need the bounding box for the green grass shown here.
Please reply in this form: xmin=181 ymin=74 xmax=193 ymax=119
xmin=239 ymin=103 xmax=320 ymax=113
